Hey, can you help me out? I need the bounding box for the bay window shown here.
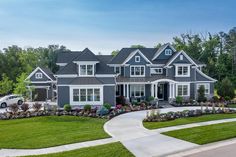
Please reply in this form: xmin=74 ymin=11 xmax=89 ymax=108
xmin=177 ymin=84 xmax=189 ymax=96
xmin=175 ymin=65 xmax=190 ymax=77
xmin=79 ymin=64 xmax=94 ymax=76
xmin=130 ymin=85 xmax=145 ymax=97
xmin=130 ymin=66 xmax=145 ymax=76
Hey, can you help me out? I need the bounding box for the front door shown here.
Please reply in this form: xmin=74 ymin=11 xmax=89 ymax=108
xmin=157 ymin=84 xmax=164 ymax=100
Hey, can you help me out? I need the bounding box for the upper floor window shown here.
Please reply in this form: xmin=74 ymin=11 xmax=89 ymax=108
xmin=130 ymin=66 xmax=145 ymax=77
xmin=180 ymin=55 xmax=183 ymax=60
xmin=114 ymin=66 xmax=120 ymax=74
xmin=35 ymin=72 xmax=43 ymax=79
xmin=175 ymin=65 xmax=190 ymax=77
xmin=197 ymin=83 xmax=210 ymax=94
xmin=151 ymin=68 xmax=163 ymax=74
xmin=79 ymin=64 xmax=94 ymax=76
xmin=135 ymin=56 xmax=140 ymax=62
xmin=165 ymin=49 xmax=172 ymax=55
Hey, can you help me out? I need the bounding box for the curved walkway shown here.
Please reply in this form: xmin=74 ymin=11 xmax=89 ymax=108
xmin=104 ymin=107 xmax=236 ymax=157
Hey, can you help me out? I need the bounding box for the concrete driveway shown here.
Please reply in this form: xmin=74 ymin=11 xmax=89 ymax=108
xmin=104 ymin=107 xmax=201 ymax=157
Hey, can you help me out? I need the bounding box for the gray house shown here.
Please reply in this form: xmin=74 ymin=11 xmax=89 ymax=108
xmin=27 ymin=43 xmax=217 ymax=107
xmin=26 ymin=67 xmax=56 ymax=101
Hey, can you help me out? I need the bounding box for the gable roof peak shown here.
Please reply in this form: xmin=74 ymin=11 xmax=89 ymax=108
xmin=152 ymin=43 xmax=176 ymax=60
xmin=74 ymin=48 xmax=99 ymax=62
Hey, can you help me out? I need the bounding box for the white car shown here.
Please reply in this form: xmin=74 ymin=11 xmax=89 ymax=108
xmin=0 ymin=95 xmax=24 ymax=108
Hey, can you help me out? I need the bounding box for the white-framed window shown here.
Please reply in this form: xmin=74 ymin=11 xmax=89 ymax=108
xmin=176 ymin=84 xmax=190 ymax=96
xmin=35 ymin=72 xmax=43 ymax=79
xmin=180 ymin=55 xmax=183 ymax=60
xmin=197 ymin=83 xmax=210 ymax=94
xmin=151 ymin=68 xmax=163 ymax=74
xmin=135 ymin=56 xmax=140 ymax=62
xmin=79 ymin=64 xmax=94 ymax=76
xmin=130 ymin=84 xmax=145 ymax=97
xmin=114 ymin=66 xmax=121 ymax=74
xmin=130 ymin=66 xmax=145 ymax=77
xmin=165 ymin=49 xmax=172 ymax=55
xmin=71 ymin=87 xmax=102 ymax=105
xmin=175 ymin=65 xmax=190 ymax=77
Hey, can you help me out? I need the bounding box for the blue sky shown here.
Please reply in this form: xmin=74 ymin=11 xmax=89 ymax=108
xmin=0 ymin=0 xmax=235 ymax=54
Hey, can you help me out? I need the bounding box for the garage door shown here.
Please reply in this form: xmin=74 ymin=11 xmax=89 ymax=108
xmin=32 ymin=88 xmax=47 ymax=101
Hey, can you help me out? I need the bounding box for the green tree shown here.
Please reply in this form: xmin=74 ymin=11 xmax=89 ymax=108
xmin=13 ymin=73 xmax=31 ymax=98
xmin=0 ymin=73 xmax=13 ymax=95
xmin=197 ymin=85 xmax=207 ymax=102
xmin=130 ymin=45 xmax=146 ymax=48
xmin=217 ymin=77 xmax=235 ymax=99
xmin=111 ymin=50 xmax=119 ymax=56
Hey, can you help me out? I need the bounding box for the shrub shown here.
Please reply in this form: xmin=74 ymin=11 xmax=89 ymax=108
xmin=217 ymin=77 xmax=235 ymax=99
xmin=64 ymin=104 xmax=71 ymax=112
xmin=8 ymin=103 xmax=19 ymax=114
xmin=116 ymin=104 xmax=122 ymax=109
xmin=103 ymin=103 xmax=111 ymax=110
xmin=148 ymin=96 xmax=155 ymax=102
xmin=212 ymin=96 xmax=219 ymax=103
xmin=21 ymin=103 xmax=29 ymax=112
xmin=198 ymin=85 xmax=207 ymax=102
xmin=116 ymin=96 xmax=126 ymax=105
xmin=96 ymin=106 xmax=109 ymax=116
xmin=225 ymin=96 xmax=231 ymax=101
xmin=84 ymin=104 xmax=91 ymax=112
xmin=33 ymin=103 xmax=42 ymax=112
xmin=176 ymin=96 xmax=183 ymax=104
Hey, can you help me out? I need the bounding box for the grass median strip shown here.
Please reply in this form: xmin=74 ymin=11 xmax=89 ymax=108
xmin=162 ymin=121 xmax=236 ymax=144
xmin=23 ymin=142 xmax=134 ymax=157
xmin=0 ymin=116 xmax=109 ymax=149
xmin=143 ymin=114 xmax=236 ymax=129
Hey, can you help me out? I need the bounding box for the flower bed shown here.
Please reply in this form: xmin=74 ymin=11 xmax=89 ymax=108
xmin=143 ymin=108 xmax=236 ymax=122
xmin=0 ymin=102 xmax=159 ymax=120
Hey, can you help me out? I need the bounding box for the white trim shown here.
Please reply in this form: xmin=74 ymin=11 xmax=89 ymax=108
xmin=69 ymin=85 xmax=103 ymax=106
xmin=130 ymin=65 xmax=145 ymax=77
xmin=135 ymin=56 xmax=140 ymax=62
xmin=175 ymin=64 xmax=190 ymax=77
xmin=30 ymin=81 xmax=53 ymax=84
xmin=176 ymin=83 xmax=190 ymax=97
xmin=26 ymin=67 xmax=53 ymax=81
xmin=122 ymin=49 xmax=152 ymax=65
xmin=95 ymin=74 xmax=116 ymax=77
xmin=152 ymin=43 xmax=176 ymax=60
xmin=116 ymin=82 xmax=150 ymax=85
xmin=195 ymin=68 xmax=217 ymax=82
xmin=54 ymin=74 xmax=77 ymax=78
xmin=197 ymin=83 xmax=210 ymax=94
xmin=27 ymin=85 xmax=50 ymax=88
xmin=35 ymin=72 xmax=43 ymax=79
xmin=78 ymin=64 xmax=95 ymax=77
xmin=151 ymin=79 xmax=177 ymax=84
xmin=165 ymin=50 xmax=198 ymax=67
xmin=73 ymin=61 xmax=99 ymax=64
xmin=56 ymin=63 xmax=67 ymax=66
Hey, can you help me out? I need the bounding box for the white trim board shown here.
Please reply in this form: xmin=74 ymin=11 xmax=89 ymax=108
xmin=26 ymin=67 xmax=53 ymax=81
xmin=122 ymin=49 xmax=152 ymax=65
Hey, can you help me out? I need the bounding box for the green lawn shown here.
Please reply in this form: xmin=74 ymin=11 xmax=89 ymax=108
xmin=24 ymin=142 xmax=134 ymax=157
xmin=163 ymin=121 xmax=236 ymax=144
xmin=228 ymin=104 xmax=236 ymax=108
xmin=0 ymin=116 xmax=109 ymax=149
xmin=143 ymin=114 xmax=236 ymax=129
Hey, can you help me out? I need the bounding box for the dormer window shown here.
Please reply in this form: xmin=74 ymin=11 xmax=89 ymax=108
xmin=35 ymin=72 xmax=42 ymax=79
xmin=135 ymin=56 xmax=140 ymax=62
xmin=165 ymin=49 xmax=172 ymax=55
xmin=180 ymin=55 xmax=183 ymax=60
xmin=79 ymin=64 xmax=94 ymax=76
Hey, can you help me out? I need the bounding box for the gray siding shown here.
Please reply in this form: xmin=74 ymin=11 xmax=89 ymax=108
xmin=170 ymin=54 xmax=192 ymax=65
xmin=30 ymin=69 xmax=51 ymax=82
xmin=145 ymin=84 xmax=151 ymax=100
xmin=104 ymin=86 xmax=116 ymax=106
xmin=58 ymin=86 xmax=70 ymax=107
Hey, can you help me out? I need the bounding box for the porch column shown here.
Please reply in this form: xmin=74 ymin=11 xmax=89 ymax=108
xmin=126 ymin=84 xmax=129 ymax=98
xmin=151 ymin=84 xmax=154 ymax=97
xmin=155 ymin=83 xmax=158 ymax=98
xmin=123 ymin=84 xmax=126 ymax=97
xmin=46 ymin=87 xmax=49 ymax=100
